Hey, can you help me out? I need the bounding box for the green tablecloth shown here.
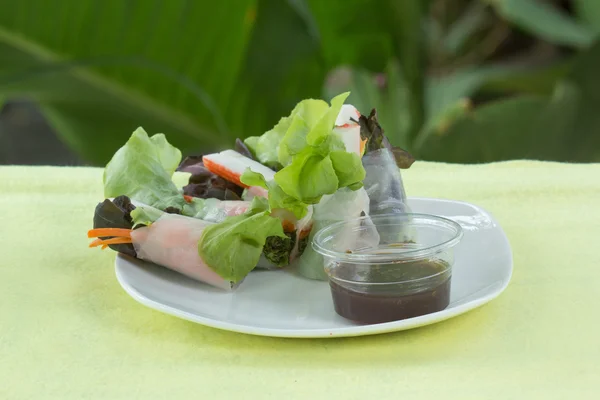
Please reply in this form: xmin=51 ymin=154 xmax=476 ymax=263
xmin=1 ymin=161 xmax=599 ymax=399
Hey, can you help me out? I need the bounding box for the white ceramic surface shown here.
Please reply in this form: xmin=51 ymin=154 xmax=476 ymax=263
xmin=115 ymin=198 xmax=513 ymax=338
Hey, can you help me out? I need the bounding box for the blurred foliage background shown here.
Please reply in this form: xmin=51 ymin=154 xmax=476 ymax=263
xmin=1 ymin=0 xmax=599 ymax=166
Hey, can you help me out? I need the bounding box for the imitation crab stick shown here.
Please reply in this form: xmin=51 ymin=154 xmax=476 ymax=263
xmin=202 ymin=150 xmax=275 ymax=196
xmin=334 ymin=104 xmax=366 ymax=156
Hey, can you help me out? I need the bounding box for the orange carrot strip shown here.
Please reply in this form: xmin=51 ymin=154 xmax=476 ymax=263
xmin=101 ymin=244 xmax=108 ymax=250
xmin=89 ymin=237 xmax=133 ymax=248
xmin=203 ymin=157 xmax=248 ymax=188
xmin=88 ymin=228 xmax=132 ymax=238
xmin=89 ymin=238 xmax=103 ymax=247
xmin=299 ymin=226 xmax=312 ymax=240
xmin=359 ymin=137 xmax=368 ymax=156
xmin=183 ymin=195 xmax=194 ymax=203
xmin=281 ymin=221 xmax=295 ymax=233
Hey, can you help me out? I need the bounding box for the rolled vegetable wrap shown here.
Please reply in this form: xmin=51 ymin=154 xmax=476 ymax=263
xmin=361 ymin=148 xmax=411 ymax=216
xmin=90 ymin=196 xmax=292 ymax=289
xmin=295 ymin=188 xmax=379 ymax=280
xmin=362 ymin=148 xmax=415 ymax=243
xmin=131 ymin=213 xmax=236 ymax=290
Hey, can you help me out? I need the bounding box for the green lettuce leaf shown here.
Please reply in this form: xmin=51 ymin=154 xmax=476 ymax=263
xmin=329 ymin=150 xmax=366 ymax=189
xmin=104 ymin=127 xmax=187 ymax=211
xmin=130 ymin=205 xmax=165 ymax=226
xmin=272 ymin=92 xmax=365 ymax=204
xmin=198 ymin=210 xmax=286 ymax=282
xmin=245 ymin=98 xmax=334 ymax=168
xmin=247 ymin=195 xmax=270 ymax=213
xmin=267 ymin=183 xmax=308 ymax=219
xmin=278 ymin=99 xmax=332 ymax=165
xmin=243 ymin=92 xmax=365 ymax=209
xmin=240 ymin=168 xmax=269 ymax=189
xmin=275 ymin=148 xmax=339 ymax=203
xmin=150 ymin=134 xmax=182 ymax=176
xmin=244 ymin=116 xmax=291 ymax=169
xmin=240 ymin=168 xmax=308 ymax=219
xmin=306 ymin=92 xmax=348 ymax=146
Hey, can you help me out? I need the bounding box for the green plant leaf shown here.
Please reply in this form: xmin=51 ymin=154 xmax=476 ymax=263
xmin=485 ymin=0 xmax=596 ymax=48
xmin=240 ymin=168 xmax=268 ymax=189
xmin=103 ymin=127 xmax=187 ymax=211
xmin=0 ymin=43 xmax=226 ymax=165
xmin=416 ymin=65 xmax=525 ymax=148
xmin=130 ymin=205 xmax=165 ymax=227
xmin=275 ymin=149 xmax=339 ymax=203
xmin=574 ymin=0 xmax=600 ymax=31
xmin=479 ymin=61 xmax=573 ymax=96
xmin=305 ymin=0 xmax=394 ymax=71
xmin=235 ymin=0 xmax=327 ymax=139
xmin=199 ymin=210 xmax=286 ymax=282
xmin=0 ymin=0 xmax=259 ymax=164
xmin=444 ymin=2 xmax=490 ymax=55
xmin=419 ymin=40 xmax=600 ymax=163
xmin=329 ymin=150 xmax=365 ymax=188
xmin=311 ymin=0 xmax=428 ymax=142
xmin=387 ymin=0 xmax=428 ymax=141
xmin=419 ymin=95 xmax=548 ymax=163
xmin=0 ymin=0 xmax=337 ymax=166
xmin=240 ymin=168 xmax=309 ymax=219
xmin=560 ymin=39 xmax=600 ymax=161
xmin=416 ymin=60 xmax=579 ymax=150
xmin=426 ymin=66 xmax=517 ymax=119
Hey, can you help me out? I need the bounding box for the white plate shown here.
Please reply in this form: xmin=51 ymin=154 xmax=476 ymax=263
xmin=115 ymin=198 xmax=513 ymax=338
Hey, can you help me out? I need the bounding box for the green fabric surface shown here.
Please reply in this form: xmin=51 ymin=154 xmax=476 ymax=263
xmin=1 ymin=162 xmax=599 ymax=399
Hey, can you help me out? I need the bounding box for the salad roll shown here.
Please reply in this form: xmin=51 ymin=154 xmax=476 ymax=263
xmin=362 ymin=148 xmax=411 ymax=216
xmin=89 ymin=92 xmax=415 ymax=290
xmin=89 ymin=196 xmax=285 ymax=290
xmin=295 ymin=188 xmax=379 ymax=280
xmin=132 ymin=213 xmax=236 ymax=290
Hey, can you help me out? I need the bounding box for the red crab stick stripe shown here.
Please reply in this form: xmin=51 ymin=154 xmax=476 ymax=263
xmin=335 ymin=104 xmax=361 ymax=126
xmin=203 ymin=150 xmax=276 ymax=189
xmin=333 ymin=104 xmax=367 ymax=156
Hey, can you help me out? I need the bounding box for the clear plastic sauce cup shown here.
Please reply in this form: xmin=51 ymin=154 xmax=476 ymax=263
xmin=312 ymin=213 xmax=463 ymax=324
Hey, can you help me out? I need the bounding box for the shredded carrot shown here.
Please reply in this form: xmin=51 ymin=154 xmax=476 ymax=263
xmin=359 ymin=137 xmax=368 ymax=156
xmin=203 ymin=157 xmax=248 ymax=188
xmin=101 ymin=244 xmax=108 ymax=250
xmin=281 ymin=220 xmax=295 ymax=233
xmin=183 ymin=195 xmax=194 ymax=203
xmin=89 ymin=237 xmax=133 ymax=248
xmin=89 ymin=238 xmax=103 ymax=247
xmin=87 ymin=228 xmax=132 ymax=238
xmin=299 ymin=226 xmax=312 ymax=240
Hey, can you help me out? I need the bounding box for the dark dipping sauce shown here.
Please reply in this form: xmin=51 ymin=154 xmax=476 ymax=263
xmin=329 ymin=260 xmax=451 ymax=324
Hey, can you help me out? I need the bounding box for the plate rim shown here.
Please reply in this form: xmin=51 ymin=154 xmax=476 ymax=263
xmin=114 ymin=197 xmax=513 ymax=338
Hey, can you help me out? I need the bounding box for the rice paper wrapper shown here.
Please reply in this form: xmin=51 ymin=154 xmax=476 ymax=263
xmin=362 ymin=148 xmax=416 ymax=243
xmin=192 ymin=199 xmax=250 ymax=223
xmin=296 ymin=188 xmax=380 ymax=281
xmin=131 ymin=213 xmax=237 ymax=291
